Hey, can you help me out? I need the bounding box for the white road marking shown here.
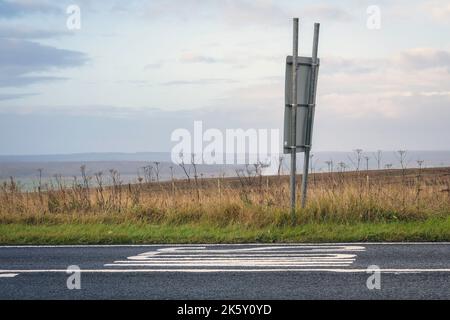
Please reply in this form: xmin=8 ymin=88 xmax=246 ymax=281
xmin=113 ymin=258 xmax=357 ymax=262
xmin=105 ymin=264 xmax=353 ymax=267
xmin=152 ymin=245 xmax=366 ymax=253
xmin=104 ymin=245 xmax=363 ymax=270
xmin=0 ymin=273 xmax=19 ymax=278
xmin=120 ymin=253 xmax=356 ymax=257
xmin=0 ymin=268 xmax=450 ymax=274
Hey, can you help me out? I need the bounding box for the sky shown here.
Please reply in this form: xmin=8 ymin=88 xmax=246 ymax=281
xmin=0 ymin=0 xmax=449 ymax=155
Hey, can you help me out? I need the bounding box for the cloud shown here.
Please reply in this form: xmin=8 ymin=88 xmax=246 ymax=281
xmin=180 ymin=53 xmax=220 ymax=64
xmin=161 ymin=78 xmax=237 ymax=86
xmin=394 ymin=48 xmax=450 ymax=70
xmin=0 ymin=38 xmax=88 ymax=87
xmin=0 ymin=93 xmax=37 ymax=101
xmin=0 ymin=25 xmax=70 ymax=39
xmin=144 ymin=62 xmax=164 ymax=69
xmin=424 ymin=0 xmax=450 ymax=23
xmin=0 ymin=0 xmax=61 ymax=18
xmin=144 ymin=0 xmax=214 ymax=21
xmin=320 ymin=57 xmax=381 ymax=74
xmin=114 ymin=80 xmax=151 ymax=87
xmin=0 ymin=104 xmax=162 ymax=118
xmin=321 ymin=48 xmax=450 ymax=77
xmin=143 ymin=0 xmax=355 ymax=26
xmin=143 ymin=0 xmax=288 ymax=26
xmin=218 ymin=0 xmax=288 ymax=26
xmin=315 ymin=48 xmax=450 ymax=121
xmin=302 ymin=4 xmax=354 ymax=22
xmin=207 ymin=47 xmax=450 ymax=124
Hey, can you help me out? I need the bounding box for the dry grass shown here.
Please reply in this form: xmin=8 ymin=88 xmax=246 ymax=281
xmin=1 ymin=166 xmax=449 ymax=227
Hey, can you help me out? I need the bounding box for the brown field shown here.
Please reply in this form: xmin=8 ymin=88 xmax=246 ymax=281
xmin=1 ymin=166 xmax=449 ymax=227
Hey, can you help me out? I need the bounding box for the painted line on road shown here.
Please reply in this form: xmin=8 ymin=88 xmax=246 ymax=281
xmin=105 ymin=263 xmax=354 ymax=267
xmin=0 ymin=273 xmax=19 ymax=278
xmin=122 ymin=253 xmax=358 ymax=257
xmin=152 ymin=246 xmax=366 ymax=253
xmin=105 ymin=245 xmax=362 ymax=268
xmin=107 ymin=259 xmax=356 ymax=265
xmin=1 ymin=268 xmax=450 ymax=274
xmin=112 ymin=258 xmax=357 ymax=262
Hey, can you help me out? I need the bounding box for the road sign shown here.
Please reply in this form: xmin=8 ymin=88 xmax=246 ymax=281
xmin=283 ymin=56 xmax=320 ymax=153
xmin=284 ymin=20 xmax=320 ymax=214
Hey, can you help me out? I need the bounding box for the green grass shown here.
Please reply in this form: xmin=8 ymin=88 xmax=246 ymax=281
xmin=1 ymin=216 xmax=450 ymax=244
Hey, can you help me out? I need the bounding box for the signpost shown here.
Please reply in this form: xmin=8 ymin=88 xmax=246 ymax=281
xmin=284 ymin=19 xmax=320 ymax=216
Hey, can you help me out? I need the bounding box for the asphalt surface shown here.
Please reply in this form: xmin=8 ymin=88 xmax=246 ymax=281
xmin=0 ymin=243 xmax=449 ymax=299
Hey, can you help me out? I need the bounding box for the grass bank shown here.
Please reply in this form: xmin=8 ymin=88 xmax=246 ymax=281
xmin=1 ymin=216 xmax=449 ymax=244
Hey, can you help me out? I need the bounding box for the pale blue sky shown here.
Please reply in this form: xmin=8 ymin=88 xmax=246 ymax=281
xmin=0 ymin=0 xmax=449 ymax=154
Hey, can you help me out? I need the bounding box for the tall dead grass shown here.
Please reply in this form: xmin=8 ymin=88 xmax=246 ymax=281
xmin=1 ymin=167 xmax=449 ymax=226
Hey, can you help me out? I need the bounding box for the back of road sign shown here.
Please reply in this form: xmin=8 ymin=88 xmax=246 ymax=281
xmin=283 ymin=55 xmax=319 ymax=154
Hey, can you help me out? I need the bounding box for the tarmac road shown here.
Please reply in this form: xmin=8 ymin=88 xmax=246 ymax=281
xmin=0 ymin=243 xmax=449 ymax=299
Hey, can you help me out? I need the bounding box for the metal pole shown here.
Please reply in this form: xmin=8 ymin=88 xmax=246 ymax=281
xmin=301 ymin=149 xmax=310 ymax=208
xmin=290 ymin=18 xmax=299 ymax=219
xmin=301 ymin=22 xmax=320 ymax=208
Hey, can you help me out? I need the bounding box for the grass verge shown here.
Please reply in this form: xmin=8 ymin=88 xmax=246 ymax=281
xmin=1 ymin=216 xmax=449 ymax=244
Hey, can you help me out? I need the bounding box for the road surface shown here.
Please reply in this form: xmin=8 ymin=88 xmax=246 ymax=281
xmin=0 ymin=243 xmax=449 ymax=299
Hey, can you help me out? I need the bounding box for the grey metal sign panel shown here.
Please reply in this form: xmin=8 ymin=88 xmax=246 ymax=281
xmin=283 ymin=55 xmax=319 ymax=154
